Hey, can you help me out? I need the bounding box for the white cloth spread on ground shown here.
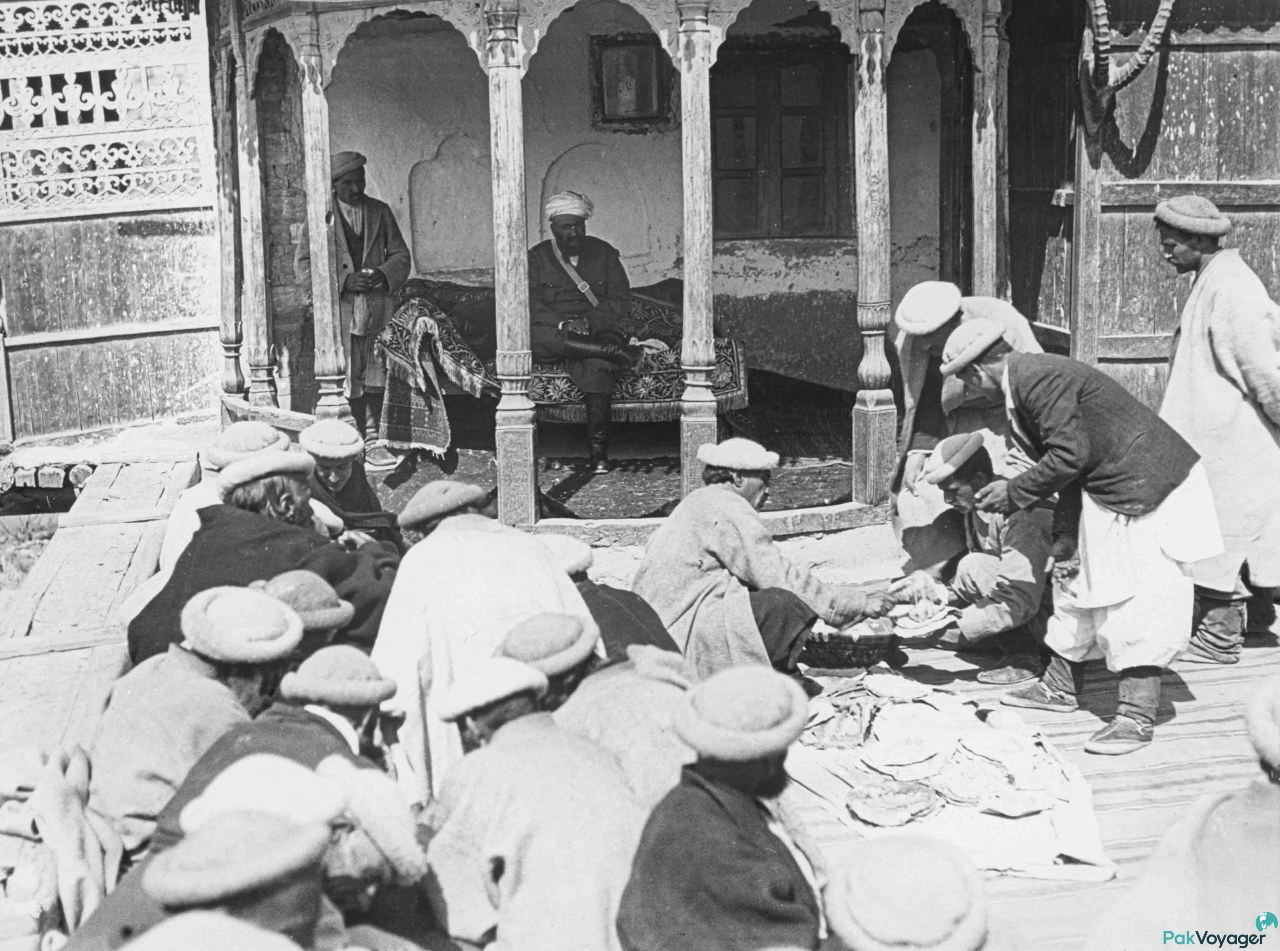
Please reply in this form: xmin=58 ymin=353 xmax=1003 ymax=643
xmin=1045 ymin=463 xmax=1223 ymax=671
xmin=370 ymin=514 xmax=595 ymax=807
xmin=1159 ymin=248 xmax=1280 ymax=591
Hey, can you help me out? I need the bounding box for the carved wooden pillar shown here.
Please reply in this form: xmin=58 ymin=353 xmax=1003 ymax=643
xmin=298 ymin=14 xmax=349 ymax=420
xmin=971 ymin=2 xmax=1001 ymax=297
xmin=676 ymin=0 xmax=718 ymax=498
xmin=487 ymin=0 xmax=537 ymax=527
xmin=214 ymin=46 xmax=245 ymax=410
xmin=229 ymin=0 xmax=276 ymax=406
xmin=851 ymin=4 xmax=896 ymax=505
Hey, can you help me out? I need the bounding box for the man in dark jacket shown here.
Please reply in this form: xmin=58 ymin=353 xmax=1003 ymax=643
xmin=529 ymin=190 xmax=644 ymax=473
xmin=127 ymin=451 xmax=399 ymax=664
xmin=941 ymin=320 xmax=1224 ymax=755
xmin=617 ymin=666 xmax=821 ymax=951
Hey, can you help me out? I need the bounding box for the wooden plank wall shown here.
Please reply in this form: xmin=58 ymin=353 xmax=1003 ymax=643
xmin=0 ymin=210 xmax=221 ymax=438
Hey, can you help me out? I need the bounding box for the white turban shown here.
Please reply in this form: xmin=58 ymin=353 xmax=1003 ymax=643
xmin=545 ymin=191 xmax=594 ymax=221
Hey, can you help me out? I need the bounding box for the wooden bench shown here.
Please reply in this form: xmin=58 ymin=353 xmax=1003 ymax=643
xmin=0 ymin=457 xmax=198 ymax=753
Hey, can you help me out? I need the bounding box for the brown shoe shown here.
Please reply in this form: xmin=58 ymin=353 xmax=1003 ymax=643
xmin=1084 ymin=715 xmax=1153 ymax=755
xmin=1001 ymin=679 xmax=1079 ymax=713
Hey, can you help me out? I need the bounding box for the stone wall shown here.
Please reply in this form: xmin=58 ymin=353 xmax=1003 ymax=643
xmin=258 ymin=30 xmax=315 ymax=412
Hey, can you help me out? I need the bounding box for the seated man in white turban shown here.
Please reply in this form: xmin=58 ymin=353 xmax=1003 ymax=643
xmin=296 ymin=151 xmax=412 ymax=471
xmin=529 ymin=190 xmax=644 ymax=473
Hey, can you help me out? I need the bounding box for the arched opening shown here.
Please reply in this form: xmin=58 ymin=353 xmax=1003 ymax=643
xmin=887 ymin=1 xmax=974 ymax=307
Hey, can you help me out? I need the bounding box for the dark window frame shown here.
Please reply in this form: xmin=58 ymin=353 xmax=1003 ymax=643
xmin=711 ymin=43 xmax=851 ymax=239
xmin=589 ymin=33 xmax=675 ymax=132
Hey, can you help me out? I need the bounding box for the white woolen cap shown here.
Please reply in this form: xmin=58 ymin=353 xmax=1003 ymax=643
xmin=179 ymin=754 xmax=346 ymax=833
xmin=696 ymin=438 xmax=779 ymax=472
xmin=895 ymin=281 xmax=964 ymax=335
xmin=299 ymin=419 xmax=363 ymax=463
xmin=433 ymin=658 xmax=548 ymax=722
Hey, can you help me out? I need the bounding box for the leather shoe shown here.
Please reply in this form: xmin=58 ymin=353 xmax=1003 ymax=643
xmin=977 ymin=656 xmax=1041 ymax=685
xmin=1084 ymin=715 xmax=1153 ymax=755
xmin=1001 ymin=679 xmax=1079 ymax=713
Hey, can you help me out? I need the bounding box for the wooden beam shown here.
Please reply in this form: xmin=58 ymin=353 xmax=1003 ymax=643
xmin=5 ymin=319 xmax=220 ymax=350
xmin=229 ymin=0 xmax=277 ymax=407
xmin=298 ymin=14 xmax=349 ymax=421
xmin=850 ymin=6 xmax=897 ymax=506
xmin=58 ymin=508 xmax=174 ymax=529
xmin=220 ymin=395 xmax=315 ymax=434
xmin=1097 ymin=333 xmax=1173 ymax=361
xmin=677 ymin=0 xmax=718 ymax=498
xmin=971 ymin=1 xmax=1001 ymax=297
xmin=1100 ymin=181 xmax=1280 ymax=207
xmin=1069 ymin=117 xmax=1102 ymax=365
xmin=487 ymin=0 xmax=537 ymax=528
xmin=0 ymin=629 xmax=123 ymax=662
xmin=214 ymin=46 xmax=246 ymax=404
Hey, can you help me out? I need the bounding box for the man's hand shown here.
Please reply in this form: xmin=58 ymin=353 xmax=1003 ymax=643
xmin=559 ymin=318 xmax=590 ymax=336
xmin=863 ymin=592 xmax=895 ymax=618
xmin=342 ymin=270 xmax=387 ymax=295
xmin=1050 ymin=535 xmax=1080 ymax=586
xmin=887 ymin=570 xmax=943 ymax=605
xmin=975 ymin=478 xmax=1014 ymax=513
xmin=902 ymin=452 xmax=927 ymax=497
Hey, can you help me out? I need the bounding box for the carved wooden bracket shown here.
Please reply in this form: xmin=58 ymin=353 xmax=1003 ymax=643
xmin=1079 ymin=0 xmax=1175 ymax=135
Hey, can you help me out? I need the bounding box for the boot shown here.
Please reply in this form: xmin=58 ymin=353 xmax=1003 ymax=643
xmin=977 ymin=626 xmax=1044 ymax=685
xmin=1084 ymin=665 xmax=1160 ymax=754
xmin=584 ymin=394 xmax=611 ymax=474
xmin=561 ymin=336 xmax=644 ymax=371
xmin=1002 ymin=652 xmax=1082 ymax=713
xmin=1184 ymin=589 xmax=1245 ymax=664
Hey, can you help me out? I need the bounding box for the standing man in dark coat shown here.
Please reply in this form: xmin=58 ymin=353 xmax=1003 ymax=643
xmin=940 ymin=319 xmax=1224 ymax=755
xmin=529 ymin=190 xmax=644 ymax=473
xmin=127 ymin=452 xmax=399 ymax=664
xmin=618 ymin=666 xmax=822 ymax=951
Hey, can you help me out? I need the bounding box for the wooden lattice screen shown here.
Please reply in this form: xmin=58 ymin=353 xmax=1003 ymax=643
xmin=0 ymin=0 xmax=216 ymax=223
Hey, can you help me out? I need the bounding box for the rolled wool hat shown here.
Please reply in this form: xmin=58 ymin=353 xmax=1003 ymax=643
xmin=279 ymin=645 xmax=397 ymax=707
xmin=696 ymin=437 xmax=780 ymax=472
xmin=896 ymin=281 xmax=964 ymax=336
xmin=179 ymin=754 xmax=347 ymax=834
xmin=924 ymin=432 xmax=987 ymax=485
xmin=180 ymin=587 xmax=304 ymax=664
xmin=143 ymin=811 xmax=330 ymax=910
xmin=825 ymin=835 xmax=988 ymax=951
xmin=940 ymin=318 xmax=1006 ymax=377
xmin=539 ymin=534 xmax=594 ymax=576
xmin=498 ymin=612 xmax=599 ymax=677
xmin=674 ymin=666 xmax=808 ymax=761
xmin=330 ymin=150 xmax=367 ymax=181
xmin=258 ymin=570 xmax=354 ymax=633
xmin=1154 ymin=195 xmax=1232 ymax=237
xmin=299 ymin=419 xmax=363 ymax=463
xmin=1246 ymin=673 xmax=1280 ymax=771
xmin=218 ymin=450 xmax=315 ymax=500
xmin=119 ymin=911 xmax=305 ymax=951
xmin=397 ymin=480 xmax=489 ymax=530
xmin=434 ymin=657 xmax=548 ymax=723
xmin=316 ymin=755 xmax=428 ymax=884
xmin=203 ymin=422 xmax=291 ymax=472
xmin=545 ymin=190 xmax=594 ymax=220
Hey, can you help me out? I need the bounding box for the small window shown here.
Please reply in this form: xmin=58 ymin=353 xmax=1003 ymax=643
xmin=711 ymin=46 xmax=850 ymax=238
xmin=590 ymin=34 xmax=673 ymax=130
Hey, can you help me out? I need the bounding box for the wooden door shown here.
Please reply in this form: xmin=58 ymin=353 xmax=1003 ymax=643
xmin=1070 ymin=5 xmax=1280 ymax=407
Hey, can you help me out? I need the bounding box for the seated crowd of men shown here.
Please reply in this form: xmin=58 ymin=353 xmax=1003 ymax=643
xmin=39 ymin=191 xmax=1280 ymax=949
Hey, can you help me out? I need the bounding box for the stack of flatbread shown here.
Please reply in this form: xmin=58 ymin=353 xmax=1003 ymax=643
xmin=845 ymin=770 xmax=943 ymax=827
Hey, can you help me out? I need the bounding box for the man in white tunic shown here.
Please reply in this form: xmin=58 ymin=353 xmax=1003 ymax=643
xmin=1155 ymin=195 xmax=1280 ymax=664
xmin=370 ymin=481 xmax=594 ymax=808
xmin=425 ymin=657 xmax=643 ymax=951
xmin=941 ymin=320 xmax=1223 ymax=754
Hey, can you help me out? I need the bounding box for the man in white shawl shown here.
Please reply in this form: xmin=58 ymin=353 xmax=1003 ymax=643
xmin=892 ymin=281 xmax=1043 ymax=572
xmin=370 ymin=481 xmax=595 ymax=808
xmin=1156 ymin=195 xmax=1280 ymax=665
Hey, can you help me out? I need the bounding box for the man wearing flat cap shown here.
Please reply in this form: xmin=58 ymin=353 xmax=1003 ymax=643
xmin=88 ymin=588 xmax=305 ymax=863
xmin=634 ymin=437 xmax=892 ymax=680
xmin=425 ymin=656 xmax=644 ymax=951
xmin=940 ymin=320 xmax=1223 ymax=754
xmin=529 ymin=190 xmax=644 ymax=473
xmin=890 ymin=431 xmax=1054 ymax=685
xmin=892 ymin=280 xmax=1043 ymax=572
xmin=128 ymin=451 xmax=400 ymax=665
xmin=296 ymin=151 xmax=411 ymax=471
xmin=618 ymin=666 xmax=822 ymax=951
xmin=1154 ymin=195 xmax=1280 ymax=664
xmin=299 ymin=419 xmax=404 ymax=552
xmin=373 ymin=479 xmax=593 ymax=809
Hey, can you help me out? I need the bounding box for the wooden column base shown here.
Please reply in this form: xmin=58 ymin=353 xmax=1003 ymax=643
xmin=679 ymin=389 xmax=718 ymax=499
xmin=495 ymin=394 xmax=538 ymax=527
xmin=313 ymin=375 xmax=351 ymax=423
xmin=852 ymin=388 xmax=897 ymax=504
xmin=247 ymin=365 xmax=278 ymax=407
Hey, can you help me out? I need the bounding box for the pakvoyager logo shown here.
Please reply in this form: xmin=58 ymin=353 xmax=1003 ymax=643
xmin=1162 ymin=914 xmax=1277 ymax=946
